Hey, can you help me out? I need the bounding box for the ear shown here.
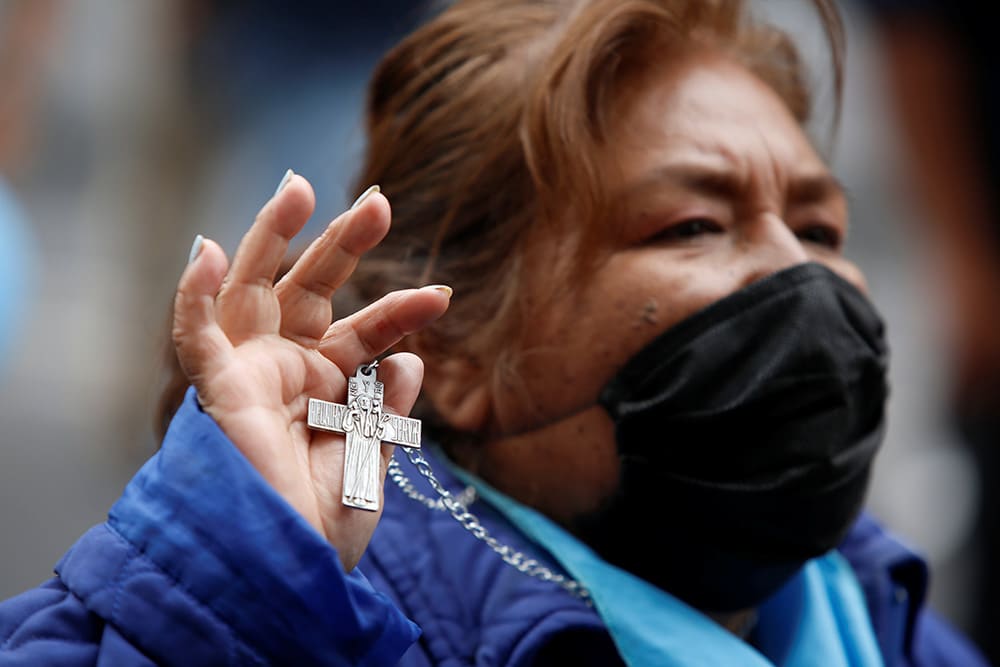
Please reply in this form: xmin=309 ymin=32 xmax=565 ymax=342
xmin=422 ymin=356 xmax=493 ymax=432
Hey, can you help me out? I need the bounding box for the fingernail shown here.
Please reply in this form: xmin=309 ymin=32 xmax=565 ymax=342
xmin=351 ymin=184 xmax=380 ymax=210
xmin=274 ymin=168 xmax=294 ymax=196
xmin=188 ymin=234 xmax=204 ymax=265
xmin=423 ymin=284 xmax=453 ymax=299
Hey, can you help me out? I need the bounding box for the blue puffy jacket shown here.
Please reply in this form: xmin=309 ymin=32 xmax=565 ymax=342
xmin=0 ymin=390 xmax=990 ymax=665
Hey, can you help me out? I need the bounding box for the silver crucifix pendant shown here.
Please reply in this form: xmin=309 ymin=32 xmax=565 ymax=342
xmin=307 ymin=362 xmax=422 ymax=511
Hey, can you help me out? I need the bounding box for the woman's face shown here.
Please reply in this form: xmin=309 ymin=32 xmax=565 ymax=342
xmin=462 ymin=51 xmax=867 ymax=523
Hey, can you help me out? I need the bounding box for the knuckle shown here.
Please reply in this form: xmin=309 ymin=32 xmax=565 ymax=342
xmin=355 ymin=321 xmax=382 ymax=358
xmin=296 ymin=273 xmax=342 ymax=298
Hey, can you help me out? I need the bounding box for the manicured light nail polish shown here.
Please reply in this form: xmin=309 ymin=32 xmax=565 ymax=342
xmin=188 ymin=234 xmax=204 ymax=265
xmin=423 ymin=284 xmax=453 ymax=299
xmin=351 ymin=184 xmax=381 ymax=210
xmin=274 ymin=168 xmax=294 ymax=196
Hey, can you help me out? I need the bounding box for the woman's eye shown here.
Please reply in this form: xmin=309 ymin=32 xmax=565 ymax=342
xmin=653 ymin=218 xmax=724 ymax=242
xmin=796 ymin=224 xmax=842 ymax=250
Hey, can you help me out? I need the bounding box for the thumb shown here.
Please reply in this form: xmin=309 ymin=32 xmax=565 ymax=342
xmin=173 ymin=235 xmax=233 ymax=389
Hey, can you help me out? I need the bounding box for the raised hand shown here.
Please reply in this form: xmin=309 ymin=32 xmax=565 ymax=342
xmin=171 ymin=172 xmax=450 ymax=571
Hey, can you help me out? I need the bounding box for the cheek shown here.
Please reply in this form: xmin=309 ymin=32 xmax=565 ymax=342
xmin=495 ymin=304 xmax=635 ymax=430
xmin=496 ymin=255 xmax=738 ymax=431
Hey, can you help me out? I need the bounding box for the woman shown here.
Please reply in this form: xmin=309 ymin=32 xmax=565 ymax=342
xmin=0 ymin=0 xmax=989 ymax=665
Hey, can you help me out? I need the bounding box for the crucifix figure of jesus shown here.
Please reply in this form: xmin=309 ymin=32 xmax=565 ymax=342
xmin=307 ymin=363 xmax=422 ymax=511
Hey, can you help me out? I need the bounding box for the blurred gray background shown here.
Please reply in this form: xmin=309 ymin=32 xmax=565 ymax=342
xmin=0 ymin=0 xmax=984 ymax=635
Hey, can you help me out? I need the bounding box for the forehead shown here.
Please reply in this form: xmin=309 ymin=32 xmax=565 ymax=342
xmin=608 ymin=53 xmax=828 ymax=184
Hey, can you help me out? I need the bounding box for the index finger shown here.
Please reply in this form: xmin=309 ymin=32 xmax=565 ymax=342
xmin=225 ymin=171 xmax=316 ymax=293
xmin=216 ymin=171 xmax=316 ymax=339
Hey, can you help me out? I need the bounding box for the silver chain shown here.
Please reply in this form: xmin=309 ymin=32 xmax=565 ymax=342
xmin=387 ymin=448 xmax=592 ymax=604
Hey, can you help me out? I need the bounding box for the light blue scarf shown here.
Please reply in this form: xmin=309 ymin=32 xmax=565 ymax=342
xmin=451 ymin=465 xmax=884 ymax=667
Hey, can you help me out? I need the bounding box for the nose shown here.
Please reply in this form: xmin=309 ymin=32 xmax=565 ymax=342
xmin=737 ymin=213 xmax=810 ymax=288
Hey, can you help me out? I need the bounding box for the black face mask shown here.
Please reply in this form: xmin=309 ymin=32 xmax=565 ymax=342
xmin=577 ymin=263 xmax=889 ymax=613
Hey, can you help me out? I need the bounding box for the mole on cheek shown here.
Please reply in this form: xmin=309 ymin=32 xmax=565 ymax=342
xmin=635 ymin=298 xmax=659 ymax=328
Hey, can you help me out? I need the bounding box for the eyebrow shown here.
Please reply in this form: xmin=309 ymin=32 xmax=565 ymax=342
xmin=625 ymin=164 xmax=847 ymax=206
